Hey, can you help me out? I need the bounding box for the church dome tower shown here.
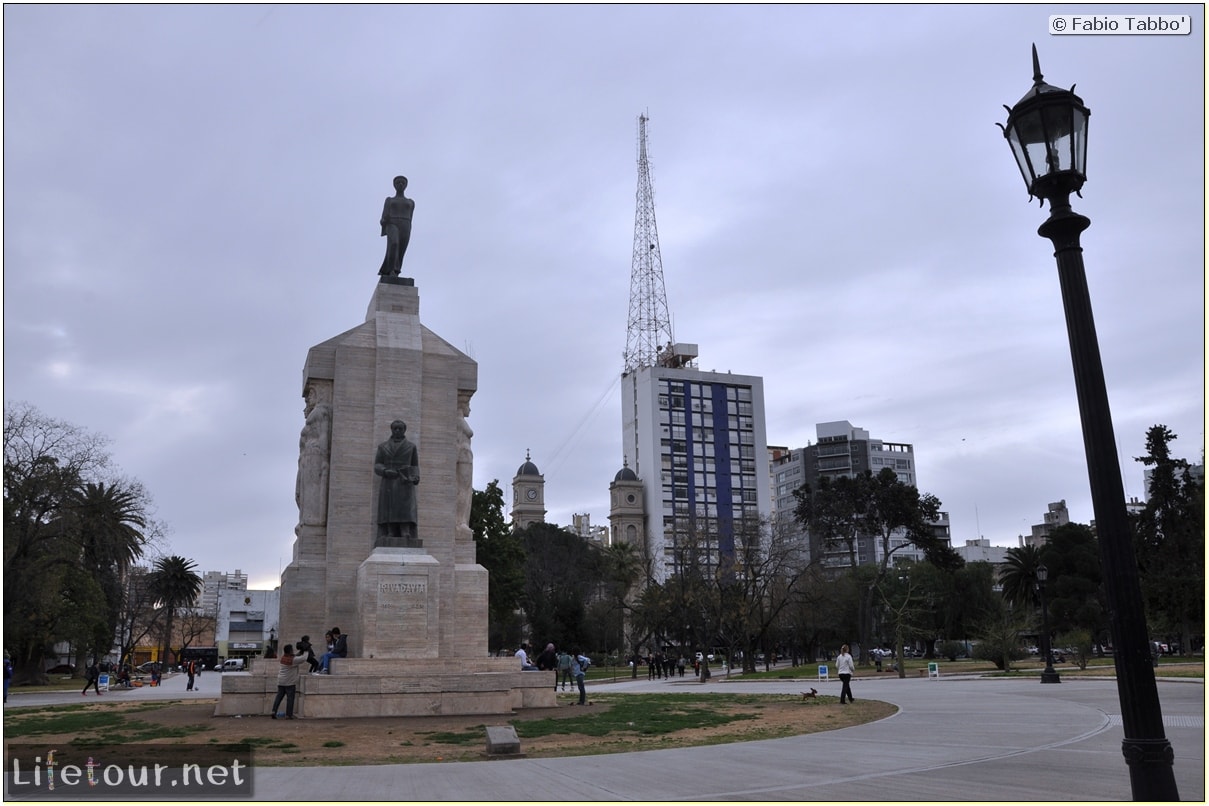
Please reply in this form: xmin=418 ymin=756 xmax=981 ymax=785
xmin=510 ymin=450 xmax=546 ymax=530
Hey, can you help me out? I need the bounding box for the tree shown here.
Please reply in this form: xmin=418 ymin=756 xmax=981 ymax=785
xmin=599 ymin=542 xmax=643 ymax=665
xmin=943 ymin=561 xmax=1000 ymax=655
xmin=470 ymin=481 xmax=525 ymax=651
xmin=1131 ymin=425 xmax=1205 ymax=655
xmin=1041 ymin=523 xmax=1106 ymax=639
xmin=1058 ymin=628 xmax=1094 ymax=670
xmin=3 ymin=402 xmax=155 ymax=683
xmin=518 ymin=522 xmax=599 ymax=651
xmin=793 ymin=473 xmax=866 ymax=567
xmin=114 ymin=565 xmax=162 ymax=670
xmin=782 ymin=564 xmax=860 ymax=663
xmin=999 ymin=544 xmax=1043 ymax=610
xmin=147 ymin=555 xmax=202 ymax=668
xmin=877 ymin=564 xmax=928 ymax=678
xmin=68 ymin=481 xmax=150 ymax=660
xmin=710 ymin=516 xmax=812 ymax=673
xmin=973 ymin=597 xmax=1029 ymax=672
xmin=5 ymin=403 xmax=108 ymax=682
xmin=795 ymin=467 xmax=961 ymax=663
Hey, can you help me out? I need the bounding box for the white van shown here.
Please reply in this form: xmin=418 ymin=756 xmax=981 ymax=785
xmin=221 ymin=658 xmax=245 ymax=672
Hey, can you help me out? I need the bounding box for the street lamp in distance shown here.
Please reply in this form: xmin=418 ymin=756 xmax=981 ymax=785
xmin=1035 ymin=564 xmax=1060 ymax=684
xmin=999 ymin=45 xmax=1178 ymax=801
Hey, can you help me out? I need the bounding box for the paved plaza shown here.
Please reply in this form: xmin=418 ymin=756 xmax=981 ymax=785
xmin=5 ymin=668 xmax=1204 ymax=801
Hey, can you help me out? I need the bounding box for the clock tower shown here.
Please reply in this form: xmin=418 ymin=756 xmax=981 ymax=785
xmin=510 ymin=450 xmax=546 ymax=530
xmin=608 ymin=458 xmax=646 ymax=560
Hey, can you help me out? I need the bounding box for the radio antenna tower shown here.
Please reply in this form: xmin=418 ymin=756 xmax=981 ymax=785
xmin=622 ymin=113 xmax=674 ymax=374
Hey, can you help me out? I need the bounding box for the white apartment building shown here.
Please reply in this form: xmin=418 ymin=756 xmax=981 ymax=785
xmin=621 ymin=348 xmax=771 ymax=583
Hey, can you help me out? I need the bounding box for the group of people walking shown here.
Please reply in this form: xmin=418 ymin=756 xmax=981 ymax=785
xmin=640 ymin=652 xmax=687 ymax=679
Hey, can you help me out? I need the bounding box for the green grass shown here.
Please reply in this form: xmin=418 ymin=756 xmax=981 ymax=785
xmin=3 ymin=701 xmax=209 ymax=743
xmin=418 ymin=693 xmax=766 ymax=746
xmin=322 ymin=740 xmax=345 ymax=748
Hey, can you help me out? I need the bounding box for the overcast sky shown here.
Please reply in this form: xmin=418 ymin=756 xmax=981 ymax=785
xmin=5 ymin=4 xmax=1203 ymax=589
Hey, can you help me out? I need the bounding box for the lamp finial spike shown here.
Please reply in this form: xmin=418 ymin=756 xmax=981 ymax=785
xmin=1031 ymin=43 xmax=1044 ymax=85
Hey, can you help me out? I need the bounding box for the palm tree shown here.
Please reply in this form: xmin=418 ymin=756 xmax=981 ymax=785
xmin=147 ymin=555 xmax=202 ymax=669
xmin=70 ymin=481 xmax=149 ymax=658
xmin=999 ymin=544 xmax=1043 ymax=609
xmin=601 ymin=542 xmax=643 ymax=667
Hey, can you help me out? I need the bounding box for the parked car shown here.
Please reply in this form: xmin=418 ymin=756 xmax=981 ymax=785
xmin=221 ymin=658 xmax=245 ymax=672
xmin=46 ymin=663 xmax=75 ymax=675
xmin=135 ymin=662 xmax=161 ymax=675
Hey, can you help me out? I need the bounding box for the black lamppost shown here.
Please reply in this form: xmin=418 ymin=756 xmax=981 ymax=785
xmin=999 ymin=46 xmax=1178 ymax=800
xmin=1035 ymin=564 xmax=1060 ymax=684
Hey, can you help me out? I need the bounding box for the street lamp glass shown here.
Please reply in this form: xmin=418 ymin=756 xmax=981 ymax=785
xmin=1002 ymin=47 xmax=1090 ymax=200
xmin=1036 ymin=563 xmax=1048 ymax=583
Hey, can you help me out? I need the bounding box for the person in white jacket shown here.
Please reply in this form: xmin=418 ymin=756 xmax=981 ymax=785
xmin=271 ymin=644 xmax=309 ymax=719
xmin=836 ymin=644 xmax=856 ymax=704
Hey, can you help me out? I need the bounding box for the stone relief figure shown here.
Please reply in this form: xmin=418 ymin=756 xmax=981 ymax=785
xmin=455 ymin=392 xmax=474 ymax=531
xmin=295 ymin=382 xmax=333 ymax=528
xmin=378 ymin=175 xmax=415 ymax=277
xmin=375 ymin=419 xmax=420 ymax=547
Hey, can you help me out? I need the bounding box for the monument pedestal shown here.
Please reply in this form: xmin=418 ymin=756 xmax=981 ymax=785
xmin=214 ymin=658 xmax=557 ymax=718
xmin=357 ymin=547 xmax=440 ymax=658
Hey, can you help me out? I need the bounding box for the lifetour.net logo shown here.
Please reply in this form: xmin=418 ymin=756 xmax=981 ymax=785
xmin=5 ymin=743 xmax=253 ymax=798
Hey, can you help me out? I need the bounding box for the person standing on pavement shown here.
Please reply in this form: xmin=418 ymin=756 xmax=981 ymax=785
xmin=81 ymin=661 xmax=102 ymax=696
xmin=836 ymin=644 xmax=856 ymax=704
xmin=186 ymin=659 xmax=197 ymax=691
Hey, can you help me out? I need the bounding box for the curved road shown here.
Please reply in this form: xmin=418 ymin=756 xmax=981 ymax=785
xmin=6 ymin=669 xmax=1203 ymax=800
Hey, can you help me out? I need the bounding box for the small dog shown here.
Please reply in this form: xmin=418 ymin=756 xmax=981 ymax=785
xmin=801 ymin=688 xmax=818 ymax=700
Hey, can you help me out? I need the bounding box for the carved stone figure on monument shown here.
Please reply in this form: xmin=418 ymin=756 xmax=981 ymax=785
xmin=378 ymin=175 xmax=415 ymax=277
xmin=455 ymin=392 xmax=474 ymax=531
xmin=375 ymin=420 xmax=420 ymax=547
xmin=296 ymin=382 xmax=333 ymax=528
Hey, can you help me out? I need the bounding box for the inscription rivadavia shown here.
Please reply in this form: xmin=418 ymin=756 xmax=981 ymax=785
xmin=380 ymin=581 xmax=426 ymax=594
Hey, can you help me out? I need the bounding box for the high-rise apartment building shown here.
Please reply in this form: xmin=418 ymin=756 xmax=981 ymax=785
xmin=621 ymin=345 xmax=771 ymax=583
xmin=198 ymin=569 xmax=248 ymax=615
xmin=772 ymin=420 xmax=945 ymax=569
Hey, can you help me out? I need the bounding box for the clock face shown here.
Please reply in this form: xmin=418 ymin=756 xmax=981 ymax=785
xmin=626 ymin=494 xmax=636 ymax=504
xmin=526 ymin=488 xmax=538 ymax=501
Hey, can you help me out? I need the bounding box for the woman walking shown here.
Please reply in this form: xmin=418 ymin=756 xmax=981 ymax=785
xmin=836 ymin=644 xmax=855 ymax=704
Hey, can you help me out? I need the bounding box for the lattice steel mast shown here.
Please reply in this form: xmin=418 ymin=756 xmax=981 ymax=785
xmin=622 ymin=113 xmax=674 ymax=374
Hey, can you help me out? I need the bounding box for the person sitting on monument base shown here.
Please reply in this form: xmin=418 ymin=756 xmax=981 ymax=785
xmin=374 ymin=420 xmax=420 ymax=547
xmin=317 ymin=627 xmax=348 ymax=674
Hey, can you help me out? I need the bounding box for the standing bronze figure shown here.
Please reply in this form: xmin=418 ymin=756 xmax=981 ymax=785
xmin=374 ymin=420 xmax=419 ymax=546
xmin=379 ymin=176 xmax=414 ymax=277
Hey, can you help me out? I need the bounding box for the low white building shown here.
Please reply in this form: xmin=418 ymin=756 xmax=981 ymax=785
xmin=215 ymin=587 xmax=280 ymax=663
xmin=954 ymin=538 xmax=1009 ymax=565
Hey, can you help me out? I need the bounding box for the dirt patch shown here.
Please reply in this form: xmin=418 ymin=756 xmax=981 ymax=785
xmin=6 ymin=692 xmax=895 ymax=767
